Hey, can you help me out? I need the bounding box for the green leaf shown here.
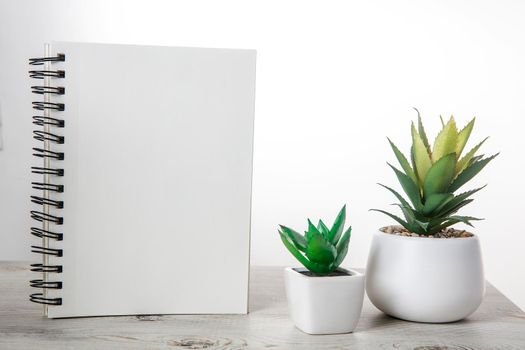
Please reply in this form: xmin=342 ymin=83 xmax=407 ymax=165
xmin=415 ymin=108 xmax=432 ymax=155
xmin=306 ymin=219 xmax=321 ymax=242
xmin=422 ymin=192 xmax=454 ymax=215
xmin=393 ymin=203 xmax=415 ymax=223
xmin=279 ymin=225 xmax=307 ymax=252
xmin=317 ymin=220 xmax=330 ymax=239
xmin=426 ymin=215 xmax=448 ymax=229
xmin=369 ymin=209 xmax=409 ymax=228
xmin=432 ymin=116 xmax=458 ymax=162
xmin=328 ymin=205 xmax=346 ymax=244
xmin=447 ymin=215 xmax=483 ymax=226
xmin=388 ymin=163 xmax=422 ymax=210
xmin=378 ymin=183 xmax=413 ymax=210
xmin=428 ymin=216 xmax=482 ymax=234
xmin=279 ymin=231 xmax=331 ymax=274
xmin=439 ymin=186 xmax=486 ymax=213
xmin=437 ymin=199 xmax=474 ymax=218
xmin=456 ymin=137 xmax=488 ymax=176
xmin=388 ymin=138 xmax=418 ymax=185
xmin=455 ymin=118 xmax=475 ymax=158
xmin=414 ymin=219 xmax=430 ymax=231
xmin=411 ymin=123 xmax=433 ymax=185
xmin=332 ymin=226 xmax=351 ymax=269
xmin=423 ymin=153 xmax=457 ymax=196
xmin=448 ymin=153 xmax=499 ymax=192
xmin=306 ymin=231 xmax=337 ymax=266
xmin=392 ymin=204 xmax=428 ymax=233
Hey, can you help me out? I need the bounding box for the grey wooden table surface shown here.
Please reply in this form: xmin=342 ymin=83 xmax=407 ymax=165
xmin=0 ymin=262 xmax=524 ymax=350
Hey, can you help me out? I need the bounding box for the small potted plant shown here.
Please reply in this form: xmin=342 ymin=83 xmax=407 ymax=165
xmin=368 ymin=110 xmax=498 ymax=323
xmin=278 ymin=205 xmax=365 ymax=334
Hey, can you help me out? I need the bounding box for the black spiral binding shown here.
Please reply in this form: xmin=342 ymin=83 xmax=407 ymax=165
xmin=29 ymin=53 xmax=65 ymax=307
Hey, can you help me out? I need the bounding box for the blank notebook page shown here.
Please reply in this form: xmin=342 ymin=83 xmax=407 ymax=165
xmin=45 ymin=42 xmax=256 ymax=318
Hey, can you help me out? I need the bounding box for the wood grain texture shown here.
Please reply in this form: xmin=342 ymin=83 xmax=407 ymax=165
xmin=0 ymin=262 xmax=523 ymax=350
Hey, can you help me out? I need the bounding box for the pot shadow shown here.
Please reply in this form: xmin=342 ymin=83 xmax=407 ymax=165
xmin=362 ymin=312 xmax=399 ymax=331
xmin=362 ymin=312 xmax=474 ymax=332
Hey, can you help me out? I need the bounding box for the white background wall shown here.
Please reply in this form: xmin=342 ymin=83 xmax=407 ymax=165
xmin=1 ymin=0 xmax=524 ymax=310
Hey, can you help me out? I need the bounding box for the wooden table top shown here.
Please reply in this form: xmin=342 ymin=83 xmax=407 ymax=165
xmin=0 ymin=262 xmax=523 ymax=350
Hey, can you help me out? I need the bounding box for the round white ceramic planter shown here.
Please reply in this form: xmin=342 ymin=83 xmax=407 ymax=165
xmin=284 ymin=267 xmax=365 ymax=335
xmin=366 ymin=230 xmax=485 ymax=323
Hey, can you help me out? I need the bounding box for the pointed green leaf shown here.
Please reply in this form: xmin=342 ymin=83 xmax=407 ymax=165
xmin=307 ymin=219 xmax=319 ymax=233
xmin=391 ymin=204 xmax=428 ymax=233
xmin=423 ymin=153 xmax=457 ymax=196
xmin=306 ymin=219 xmax=320 ymax=241
xmin=455 ymin=118 xmax=475 ymax=158
xmin=388 ymin=163 xmax=422 ymax=210
xmin=447 ymin=215 xmax=483 ymax=226
xmin=426 ymin=214 xmax=448 ymax=228
xmin=436 ymin=199 xmax=474 ymax=218
xmin=378 ymin=183 xmax=413 ymax=210
xmin=437 ymin=186 xmax=486 ymax=215
xmin=414 ymin=219 xmax=430 ymax=231
xmin=396 ymin=204 xmax=417 ymax=227
xmin=332 ymin=226 xmax=351 ymax=269
xmin=279 ymin=225 xmax=307 ymax=252
xmin=395 ymin=202 xmax=425 ymax=221
xmin=369 ymin=209 xmax=409 ymax=228
xmin=432 ymin=116 xmax=458 ymax=162
xmin=305 ymin=231 xmax=337 ymax=265
xmin=392 ymin=203 xmax=415 ymax=223
xmin=456 ymin=137 xmax=488 ymax=176
xmin=388 ymin=138 xmax=418 ymax=184
xmin=337 ymin=226 xmax=351 ymax=253
xmin=448 ymin=153 xmax=499 ymax=192
xmin=279 ymin=231 xmax=331 ymax=274
xmin=411 ymin=123 xmax=432 ymax=186
xmin=328 ymin=205 xmax=346 ymax=244
xmin=317 ymin=220 xmax=330 ymax=239
xmin=414 ymin=108 xmax=431 ymax=155
xmin=422 ymin=193 xmax=454 ymax=215
xmin=428 ymin=216 xmax=482 ymax=234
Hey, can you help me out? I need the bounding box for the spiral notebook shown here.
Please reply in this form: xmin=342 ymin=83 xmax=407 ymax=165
xmin=28 ymin=42 xmax=256 ymax=318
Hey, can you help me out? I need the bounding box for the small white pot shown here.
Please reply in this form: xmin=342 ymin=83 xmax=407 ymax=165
xmin=284 ymin=267 xmax=365 ymax=335
xmin=366 ymin=230 xmax=484 ymax=323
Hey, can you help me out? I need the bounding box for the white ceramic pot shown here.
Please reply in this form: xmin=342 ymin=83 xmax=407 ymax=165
xmin=366 ymin=230 xmax=484 ymax=323
xmin=284 ymin=267 xmax=365 ymax=334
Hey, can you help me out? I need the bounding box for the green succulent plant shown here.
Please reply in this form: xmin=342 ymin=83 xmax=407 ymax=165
xmin=371 ymin=109 xmax=498 ymax=235
xmin=278 ymin=205 xmax=351 ymax=275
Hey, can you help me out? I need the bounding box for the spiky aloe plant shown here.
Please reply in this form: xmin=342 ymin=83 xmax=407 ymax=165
xmin=371 ymin=110 xmax=498 ymax=235
xmin=278 ymin=206 xmax=351 ymax=275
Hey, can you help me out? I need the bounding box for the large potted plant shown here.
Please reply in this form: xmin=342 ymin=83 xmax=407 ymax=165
xmin=368 ymin=111 xmax=498 ymax=323
xmin=278 ymin=205 xmax=365 ymax=334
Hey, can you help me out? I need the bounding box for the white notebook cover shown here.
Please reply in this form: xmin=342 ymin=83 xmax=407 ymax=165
xmin=37 ymin=42 xmax=255 ymax=318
